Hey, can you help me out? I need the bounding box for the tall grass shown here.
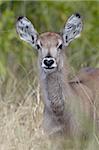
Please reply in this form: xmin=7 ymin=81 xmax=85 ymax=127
xmin=0 ymin=1 xmax=99 ymax=149
xmin=0 ymin=67 xmax=99 ymax=150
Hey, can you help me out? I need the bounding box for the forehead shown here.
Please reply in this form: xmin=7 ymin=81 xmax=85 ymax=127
xmin=39 ymin=32 xmax=62 ymax=47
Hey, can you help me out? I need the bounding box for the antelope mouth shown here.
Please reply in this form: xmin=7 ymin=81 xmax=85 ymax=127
xmin=44 ymin=66 xmax=55 ymax=70
xmin=42 ymin=66 xmax=57 ymax=73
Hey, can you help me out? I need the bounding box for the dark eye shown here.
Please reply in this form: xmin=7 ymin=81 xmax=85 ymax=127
xmin=58 ymin=44 xmax=63 ymax=50
xmin=36 ymin=44 xmax=41 ymax=50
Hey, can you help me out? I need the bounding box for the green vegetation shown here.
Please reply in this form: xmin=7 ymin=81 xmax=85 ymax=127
xmin=0 ymin=1 xmax=99 ymax=150
xmin=0 ymin=1 xmax=99 ymax=76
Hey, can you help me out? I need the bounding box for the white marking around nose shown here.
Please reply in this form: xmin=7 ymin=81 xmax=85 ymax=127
xmin=41 ymin=57 xmax=57 ymax=68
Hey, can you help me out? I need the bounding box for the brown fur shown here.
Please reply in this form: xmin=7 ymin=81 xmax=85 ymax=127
xmin=70 ymin=67 xmax=99 ymax=127
xmin=16 ymin=16 xmax=99 ymax=138
xmin=38 ymin=33 xmax=95 ymax=137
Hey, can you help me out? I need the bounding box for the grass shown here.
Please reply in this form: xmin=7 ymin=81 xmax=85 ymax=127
xmin=0 ymin=1 xmax=99 ymax=149
xmin=0 ymin=67 xmax=99 ymax=150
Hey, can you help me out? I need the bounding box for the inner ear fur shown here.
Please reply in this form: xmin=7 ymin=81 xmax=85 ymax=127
xmin=16 ymin=16 xmax=38 ymax=48
xmin=62 ymin=13 xmax=83 ymax=46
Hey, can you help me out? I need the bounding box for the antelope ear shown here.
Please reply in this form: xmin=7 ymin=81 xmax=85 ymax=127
xmin=16 ymin=16 xmax=38 ymax=48
xmin=62 ymin=13 xmax=83 ymax=46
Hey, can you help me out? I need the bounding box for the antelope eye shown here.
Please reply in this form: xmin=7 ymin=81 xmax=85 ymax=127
xmin=36 ymin=44 xmax=41 ymax=50
xmin=58 ymin=44 xmax=63 ymax=50
xmin=36 ymin=41 xmax=42 ymax=50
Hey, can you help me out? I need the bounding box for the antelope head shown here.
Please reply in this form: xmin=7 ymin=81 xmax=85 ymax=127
xmin=16 ymin=13 xmax=82 ymax=74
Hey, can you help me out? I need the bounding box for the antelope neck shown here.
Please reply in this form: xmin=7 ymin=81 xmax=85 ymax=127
xmin=43 ymin=71 xmax=66 ymax=116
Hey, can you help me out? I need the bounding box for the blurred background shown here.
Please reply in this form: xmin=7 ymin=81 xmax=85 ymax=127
xmin=0 ymin=1 xmax=99 ymax=150
xmin=0 ymin=1 xmax=99 ymax=77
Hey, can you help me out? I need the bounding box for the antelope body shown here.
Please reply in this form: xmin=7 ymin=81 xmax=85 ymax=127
xmin=16 ymin=14 xmax=99 ymax=137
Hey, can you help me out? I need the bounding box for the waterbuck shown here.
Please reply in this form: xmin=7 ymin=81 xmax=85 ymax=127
xmin=16 ymin=13 xmax=99 ymax=138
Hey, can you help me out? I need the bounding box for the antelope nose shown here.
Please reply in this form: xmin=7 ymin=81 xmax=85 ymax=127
xmin=43 ymin=58 xmax=54 ymax=67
